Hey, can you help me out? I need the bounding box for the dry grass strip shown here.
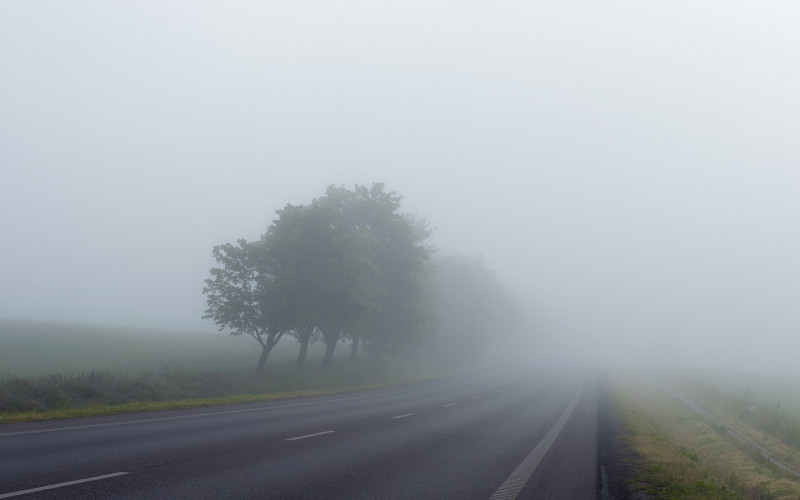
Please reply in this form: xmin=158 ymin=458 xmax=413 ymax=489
xmin=610 ymin=374 xmax=800 ymax=500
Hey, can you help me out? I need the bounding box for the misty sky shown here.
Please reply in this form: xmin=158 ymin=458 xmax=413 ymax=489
xmin=2 ymin=1 xmax=799 ymax=371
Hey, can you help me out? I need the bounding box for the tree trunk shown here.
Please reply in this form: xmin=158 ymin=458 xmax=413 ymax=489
xmin=295 ymin=337 xmax=310 ymax=368
xmin=295 ymin=326 xmax=315 ymax=368
xmin=321 ymin=331 xmax=339 ymax=368
xmin=348 ymin=334 xmax=360 ymax=363
xmin=255 ymin=331 xmax=283 ymax=375
xmin=255 ymin=344 xmax=270 ymax=374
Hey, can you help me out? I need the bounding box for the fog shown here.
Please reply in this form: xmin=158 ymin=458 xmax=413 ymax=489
xmin=2 ymin=1 xmax=799 ymax=373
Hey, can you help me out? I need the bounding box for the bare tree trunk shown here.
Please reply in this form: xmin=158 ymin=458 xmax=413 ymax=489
xmin=295 ymin=326 xmax=314 ymax=368
xmin=348 ymin=334 xmax=360 ymax=363
xmin=255 ymin=330 xmax=284 ymax=375
xmin=255 ymin=344 xmax=270 ymax=374
xmin=321 ymin=330 xmax=339 ymax=368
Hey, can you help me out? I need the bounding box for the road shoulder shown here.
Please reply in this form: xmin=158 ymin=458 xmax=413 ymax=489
xmin=597 ymin=379 xmax=655 ymax=500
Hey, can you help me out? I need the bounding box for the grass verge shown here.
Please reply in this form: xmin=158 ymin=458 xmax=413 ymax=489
xmin=0 ymin=382 xmax=423 ymax=425
xmin=671 ymin=374 xmax=800 ymax=467
xmin=0 ymin=360 xmax=452 ymax=424
xmin=608 ymin=374 xmax=800 ymax=499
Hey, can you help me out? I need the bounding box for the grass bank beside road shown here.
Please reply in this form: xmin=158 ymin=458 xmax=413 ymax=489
xmin=0 ymin=363 xmax=443 ymax=424
xmin=671 ymin=370 xmax=800 ymax=461
xmin=0 ymin=320 xmax=448 ymax=424
xmin=607 ymin=372 xmax=800 ymax=499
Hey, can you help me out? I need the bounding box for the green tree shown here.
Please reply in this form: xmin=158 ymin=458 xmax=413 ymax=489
xmin=202 ymin=239 xmax=285 ymax=374
xmin=315 ymin=183 xmax=433 ymax=362
xmin=264 ymin=203 xmax=373 ymax=368
xmin=203 ymin=182 xmax=433 ymax=372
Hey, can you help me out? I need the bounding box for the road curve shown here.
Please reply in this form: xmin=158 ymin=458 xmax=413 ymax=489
xmin=1 ymin=369 xmax=598 ymax=499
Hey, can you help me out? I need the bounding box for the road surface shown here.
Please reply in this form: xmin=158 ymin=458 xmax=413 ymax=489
xmin=1 ymin=369 xmax=599 ymax=499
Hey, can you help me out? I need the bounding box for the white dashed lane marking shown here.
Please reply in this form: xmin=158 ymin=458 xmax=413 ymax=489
xmin=285 ymin=430 xmax=335 ymax=441
xmin=391 ymin=413 xmax=415 ymax=419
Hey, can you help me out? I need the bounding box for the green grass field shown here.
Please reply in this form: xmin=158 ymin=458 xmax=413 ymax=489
xmin=684 ymin=368 xmax=800 ymax=417
xmin=0 ymin=319 xmax=442 ymax=420
xmin=667 ymin=368 xmax=800 ymax=459
xmin=0 ymin=319 xmax=299 ymax=377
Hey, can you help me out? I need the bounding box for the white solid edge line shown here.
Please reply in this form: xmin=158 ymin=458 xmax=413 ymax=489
xmin=391 ymin=413 xmax=415 ymax=419
xmin=440 ymin=403 xmax=456 ymax=408
xmin=285 ymin=430 xmax=335 ymax=441
xmin=0 ymin=472 xmax=128 ymax=499
xmin=489 ymin=382 xmax=585 ymax=500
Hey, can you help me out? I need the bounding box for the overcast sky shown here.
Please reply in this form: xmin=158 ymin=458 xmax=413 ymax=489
xmin=2 ymin=1 xmax=799 ymax=371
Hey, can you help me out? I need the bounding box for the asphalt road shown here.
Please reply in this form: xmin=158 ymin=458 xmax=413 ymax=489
xmin=1 ymin=369 xmax=598 ymax=499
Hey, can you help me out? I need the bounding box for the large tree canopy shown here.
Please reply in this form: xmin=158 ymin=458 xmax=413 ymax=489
xmin=263 ymin=202 xmax=375 ymax=367
xmin=203 ymin=183 xmax=432 ymax=373
xmin=315 ymin=184 xmax=433 ymax=360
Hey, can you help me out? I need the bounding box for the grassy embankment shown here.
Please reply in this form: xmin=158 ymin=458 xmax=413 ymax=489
xmin=0 ymin=320 xmax=445 ymax=424
xmin=608 ymin=370 xmax=800 ymax=499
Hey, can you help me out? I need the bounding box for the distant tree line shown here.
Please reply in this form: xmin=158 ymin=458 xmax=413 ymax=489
xmin=203 ymin=183 xmax=527 ymax=374
xmin=427 ymin=255 xmax=527 ymax=367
